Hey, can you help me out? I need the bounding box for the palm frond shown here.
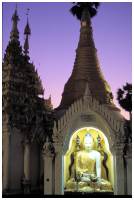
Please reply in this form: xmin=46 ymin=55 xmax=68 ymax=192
xmin=89 ymin=7 xmax=97 ymax=18
xmin=93 ymin=3 xmax=100 ymax=9
xmin=70 ymin=5 xmax=82 ymax=20
xmin=70 ymin=2 xmax=100 ymax=20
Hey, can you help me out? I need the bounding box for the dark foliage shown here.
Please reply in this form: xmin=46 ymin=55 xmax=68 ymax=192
xmin=70 ymin=2 xmax=100 ymax=20
xmin=117 ymin=83 xmax=132 ymax=113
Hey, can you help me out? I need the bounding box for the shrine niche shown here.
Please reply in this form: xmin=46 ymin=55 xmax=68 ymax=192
xmin=64 ymin=127 xmax=114 ymax=193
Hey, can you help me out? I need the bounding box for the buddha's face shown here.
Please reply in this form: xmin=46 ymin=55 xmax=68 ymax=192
xmin=84 ymin=134 xmax=93 ymax=151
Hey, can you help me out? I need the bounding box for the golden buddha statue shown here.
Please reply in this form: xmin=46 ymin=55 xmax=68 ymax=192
xmin=65 ymin=133 xmax=113 ymax=193
xmin=76 ymin=134 xmax=101 ymax=182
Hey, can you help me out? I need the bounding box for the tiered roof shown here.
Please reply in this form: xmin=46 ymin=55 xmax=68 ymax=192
xmin=58 ymin=9 xmax=113 ymax=110
xmin=2 ymin=7 xmax=53 ymax=144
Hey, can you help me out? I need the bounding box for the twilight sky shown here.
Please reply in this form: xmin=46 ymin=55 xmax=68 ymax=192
xmin=2 ymin=2 xmax=132 ymax=119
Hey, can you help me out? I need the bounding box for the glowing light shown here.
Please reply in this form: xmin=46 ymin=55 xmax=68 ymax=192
xmin=69 ymin=127 xmax=110 ymax=151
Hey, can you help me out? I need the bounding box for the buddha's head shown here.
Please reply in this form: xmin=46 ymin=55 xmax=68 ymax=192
xmin=84 ymin=134 xmax=94 ymax=151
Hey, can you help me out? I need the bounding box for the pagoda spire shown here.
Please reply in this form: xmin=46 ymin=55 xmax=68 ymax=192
xmin=78 ymin=7 xmax=95 ymax=48
xmin=58 ymin=8 xmax=113 ymax=110
xmin=10 ymin=4 xmax=20 ymax=41
xmin=24 ymin=9 xmax=31 ymax=56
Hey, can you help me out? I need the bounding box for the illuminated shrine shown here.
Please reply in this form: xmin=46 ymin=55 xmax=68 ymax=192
xmin=64 ymin=128 xmax=114 ymax=193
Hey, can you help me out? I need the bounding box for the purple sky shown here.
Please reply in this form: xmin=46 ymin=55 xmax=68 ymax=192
xmin=2 ymin=2 xmax=132 ymax=119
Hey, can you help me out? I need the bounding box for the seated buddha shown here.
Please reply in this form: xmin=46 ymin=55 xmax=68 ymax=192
xmin=76 ymin=134 xmax=101 ymax=182
xmin=65 ymin=133 xmax=113 ymax=192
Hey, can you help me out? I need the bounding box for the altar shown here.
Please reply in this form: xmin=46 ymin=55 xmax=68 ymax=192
xmin=64 ymin=127 xmax=114 ymax=193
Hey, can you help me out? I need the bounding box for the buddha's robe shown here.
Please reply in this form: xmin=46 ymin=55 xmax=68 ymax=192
xmin=65 ymin=150 xmax=113 ymax=192
xmin=76 ymin=150 xmax=101 ymax=179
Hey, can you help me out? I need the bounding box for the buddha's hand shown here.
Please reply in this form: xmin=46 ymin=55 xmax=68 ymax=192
xmin=90 ymin=174 xmax=98 ymax=182
xmin=80 ymin=172 xmax=91 ymax=182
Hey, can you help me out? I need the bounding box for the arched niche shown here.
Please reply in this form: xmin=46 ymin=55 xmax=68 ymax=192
xmin=62 ymin=110 xmax=115 ymax=157
xmin=64 ymin=127 xmax=114 ymax=193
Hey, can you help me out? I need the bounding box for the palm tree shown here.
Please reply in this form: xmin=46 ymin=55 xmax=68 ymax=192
xmin=117 ymin=83 xmax=132 ymax=120
xmin=70 ymin=2 xmax=100 ymax=20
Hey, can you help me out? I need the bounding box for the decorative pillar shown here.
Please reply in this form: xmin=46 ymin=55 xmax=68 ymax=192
xmin=2 ymin=128 xmax=10 ymax=193
xmin=43 ymin=138 xmax=54 ymax=195
xmin=113 ymin=144 xmax=125 ymax=195
xmin=53 ymin=143 xmax=63 ymax=195
xmin=22 ymin=138 xmax=31 ymax=194
xmin=124 ymin=143 xmax=132 ymax=195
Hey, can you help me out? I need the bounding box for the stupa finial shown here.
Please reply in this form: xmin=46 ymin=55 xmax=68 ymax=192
xmin=24 ymin=8 xmax=31 ymax=56
xmin=81 ymin=7 xmax=90 ymax=27
xmin=10 ymin=4 xmax=20 ymax=41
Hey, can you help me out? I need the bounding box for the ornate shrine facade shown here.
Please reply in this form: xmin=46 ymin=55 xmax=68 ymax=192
xmin=2 ymin=6 xmax=132 ymax=196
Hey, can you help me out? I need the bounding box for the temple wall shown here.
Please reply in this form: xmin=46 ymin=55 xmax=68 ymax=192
xmin=30 ymin=141 xmax=40 ymax=190
xmin=2 ymin=127 xmax=10 ymax=191
xmin=126 ymin=159 xmax=132 ymax=194
xmin=2 ymin=125 xmax=43 ymax=193
xmin=9 ymin=130 xmax=24 ymax=191
xmin=39 ymin=152 xmax=44 ymax=191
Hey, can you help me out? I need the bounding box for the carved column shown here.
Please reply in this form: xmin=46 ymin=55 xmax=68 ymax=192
xmin=22 ymin=138 xmax=31 ymax=194
xmin=113 ymin=144 xmax=125 ymax=195
xmin=43 ymin=139 xmax=54 ymax=195
xmin=53 ymin=142 xmax=63 ymax=195
xmin=124 ymin=143 xmax=132 ymax=195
